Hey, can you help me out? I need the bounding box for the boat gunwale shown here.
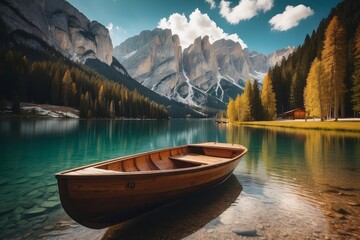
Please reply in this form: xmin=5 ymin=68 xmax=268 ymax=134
xmin=55 ymin=142 xmax=248 ymax=179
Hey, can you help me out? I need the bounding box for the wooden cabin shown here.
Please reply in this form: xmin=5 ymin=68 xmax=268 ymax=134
xmin=281 ymin=108 xmax=306 ymax=120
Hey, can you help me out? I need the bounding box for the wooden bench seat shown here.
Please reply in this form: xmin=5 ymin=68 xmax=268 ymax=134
xmin=169 ymin=153 xmax=230 ymax=165
xmin=66 ymin=167 xmax=121 ymax=175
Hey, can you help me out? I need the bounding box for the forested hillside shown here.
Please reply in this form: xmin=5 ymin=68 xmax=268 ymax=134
xmin=268 ymin=0 xmax=360 ymax=117
xmin=0 ymin=22 xmax=168 ymax=119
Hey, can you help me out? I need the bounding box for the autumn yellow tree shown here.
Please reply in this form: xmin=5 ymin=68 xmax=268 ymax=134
xmin=304 ymin=58 xmax=322 ymax=119
xmin=321 ymin=15 xmax=347 ymax=121
xmin=261 ymin=74 xmax=276 ymax=120
xmin=234 ymin=94 xmax=250 ymax=121
xmin=227 ymin=98 xmax=237 ymax=122
xmin=352 ymin=24 xmax=360 ymax=113
xmin=62 ymin=69 xmax=72 ymax=106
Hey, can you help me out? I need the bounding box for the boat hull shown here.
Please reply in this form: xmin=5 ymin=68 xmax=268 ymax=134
xmin=58 ymin=159 xmax=240 ymax=228
xmin=56 ymin=142 xmax=247 ymax=229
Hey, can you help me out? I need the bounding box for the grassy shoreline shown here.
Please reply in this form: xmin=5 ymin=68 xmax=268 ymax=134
xmin=231 ymin=119 xmax=360 ymax=132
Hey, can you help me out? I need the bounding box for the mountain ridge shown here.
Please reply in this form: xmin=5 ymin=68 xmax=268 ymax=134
xmin=114 ymin=28 xmax=295 ymax=109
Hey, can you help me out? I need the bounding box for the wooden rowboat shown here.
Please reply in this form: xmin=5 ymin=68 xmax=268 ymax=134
xmin=55 ymin=142 xmax=247 ymax=229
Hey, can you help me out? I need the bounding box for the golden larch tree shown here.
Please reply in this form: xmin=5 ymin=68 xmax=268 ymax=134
xmin=304 ymin=58 xmax=322 ymax=118
xmin=227 ymin=98 xmax=237 ymax=122
xmin=352 ymin=24 xmax=360 ymax=113
xmin=261 ymin=74 xmax=276 ymax=120
xmin=321 ymin=15 xmax=347 ymax=121
xmin=62 ymin=69 xmax=72 ymax=106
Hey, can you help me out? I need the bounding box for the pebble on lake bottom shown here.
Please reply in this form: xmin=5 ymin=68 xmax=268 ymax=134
xmin=331 ymin=203 xmax=349 ymax=215
xmin=41 ymin=200 xmax=60 ymax=209
xmin=23 ymin=207 xmax=46 ymax=218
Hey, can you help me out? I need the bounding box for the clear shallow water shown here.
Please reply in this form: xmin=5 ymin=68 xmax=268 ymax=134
xmin=0 ymin=119 xmax=359 ymax=239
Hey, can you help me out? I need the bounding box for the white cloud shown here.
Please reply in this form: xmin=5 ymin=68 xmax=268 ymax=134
xmin=219 ymin=0 xmax=274 ymax=25
xmin=157 ymin=8 xmax=247 ymax=49
xmin=106 ymin=22 xmax=128 ymax=47
xmin=269 ymin=5 xmax=314 ymax=31
xmin=205 ymin=0 xmax=216 ymax=9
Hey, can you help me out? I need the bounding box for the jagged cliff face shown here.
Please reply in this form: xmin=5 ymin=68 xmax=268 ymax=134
xmin=213 ymin=39 xmax=251 ymax=86
xmin=0 ymin=0 xmax=113 ymax=65
xmin=115 ymin=29 xmax=184 ymax=97
xmin=113 ymin=28 xmax=295 ymax=107
xmin=267 ymin=46 xmax=295 ymax=66
xmin=183 ymin=36 xmax=218 ymax=91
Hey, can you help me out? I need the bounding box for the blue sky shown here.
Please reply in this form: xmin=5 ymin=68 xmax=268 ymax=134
xmin=67 ymin=0 xmax=342 ymax=54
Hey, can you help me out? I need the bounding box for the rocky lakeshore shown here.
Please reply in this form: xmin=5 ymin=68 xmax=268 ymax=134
xmin=0 ymin=103 xmax=79 ymax=119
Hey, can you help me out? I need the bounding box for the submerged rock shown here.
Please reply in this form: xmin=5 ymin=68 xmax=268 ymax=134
xmin=23 ymin=207 xmax=46 ymax=218
xmin=48 ymin=196 xmax=60 ymax=201
xmin=0 ymin=179 xmax=9 ymax=186
xmin=232 ymin=229 xmax=258 ymax=237
xmin=15 ymin=178 xmax=28 ymax=184
xmin=26 ymin=189 xmax=44 ymax=198
xmin=347 ymin=201 xmax=360 ymax=207
xmin=331 ymin=203 xmax=349 ymax=215
xmin=0 ymin=204 xmax=15 ymax=215
xmin=256 ymin=223 xmax=264 ymax=230
xmin=41 ymin=200 xmax=60 ymax=209
xmin=21 ymin=201 xmax=36 ymax=209
xmin=47 ymin=186 xmax=58 ymax=193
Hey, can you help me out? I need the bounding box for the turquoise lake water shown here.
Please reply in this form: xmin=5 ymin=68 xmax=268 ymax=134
xmin=0 ymin=119 xmax=359 ymax=239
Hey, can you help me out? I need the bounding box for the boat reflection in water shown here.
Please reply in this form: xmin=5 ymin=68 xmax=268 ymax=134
xmin=103 ymin=175 xmax=242 ymax=240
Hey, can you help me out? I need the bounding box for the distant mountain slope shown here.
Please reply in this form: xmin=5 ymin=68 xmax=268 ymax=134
xmin=85 ymin=59 xmax=213 ymax=117
xmin=114 ymin=28 xmax=294 ymax=108
xmin=0 ymin=0 xmax=208 ymax=118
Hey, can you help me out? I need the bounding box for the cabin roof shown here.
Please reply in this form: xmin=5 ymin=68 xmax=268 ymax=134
xmin=282 ymin=108 xmax=306 ymax=115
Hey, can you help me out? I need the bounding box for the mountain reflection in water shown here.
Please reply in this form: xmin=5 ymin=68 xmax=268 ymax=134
xmin=0 ymin=120 xmax=359 ymax=239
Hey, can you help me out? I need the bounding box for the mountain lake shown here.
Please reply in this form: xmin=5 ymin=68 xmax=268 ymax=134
xmin=0 ymin=119 xmax=359 ymax=239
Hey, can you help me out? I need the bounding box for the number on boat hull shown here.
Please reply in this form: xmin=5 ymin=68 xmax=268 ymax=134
xmin=126 ymin=181 xmax=136 ymax=190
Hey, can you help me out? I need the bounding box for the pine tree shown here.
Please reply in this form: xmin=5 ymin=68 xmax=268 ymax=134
xmin=235 ymin=95 xmax=242 ymax=121
xmin=243 ymin=80 xmax=252 ymax=120
xmin=261 ymin=74 xmax=277 ymax=120
xmin=352 ymin=24 xmax=360 ymax=113
xmin=97 ymin=84 xmax=105 ymax=117
xmin=251 ymin=80 xmax=263 ymax=121
xmin=290 ymin=72 xmax=303 ymax=108
xmin=321 ymin=15 xmax=347 ymax=120
xmin=79 ymin=92 xmax=89 ymax=118
xmin=51 ymin=68 xmax=62 ymax=105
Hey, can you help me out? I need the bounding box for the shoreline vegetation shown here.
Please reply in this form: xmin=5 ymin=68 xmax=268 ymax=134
xmin=230 ymin=119 xmax=360 ymax=132
xmin=0 ymin=102 xmax=166 ymax=120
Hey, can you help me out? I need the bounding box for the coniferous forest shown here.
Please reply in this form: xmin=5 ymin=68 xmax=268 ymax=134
xmin=268 ymin=0 xmax=360 ymax=118
xmin=227 ymin=0 xmax=360 ymax=121
xmin=0 ymin=38 xmax=168 ymax=119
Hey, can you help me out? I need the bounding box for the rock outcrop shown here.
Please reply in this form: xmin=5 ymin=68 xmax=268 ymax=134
xmin=0 ymin=0 xmax=112 ymax=64
xmin=212 ymin=39 xmax=251 ymax=86
xmin=115 ymin=28 xmax=184 ymax=97
xmin=183 ymin=36 xmax=218 ymax=91
xmin=113 ymin=28 xmax=295 ymax=107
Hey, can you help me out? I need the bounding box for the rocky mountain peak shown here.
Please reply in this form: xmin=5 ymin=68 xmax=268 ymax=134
xmin=113 ymin=28 xmax=295 ymax=109
xmin=0 ymin=0 xmax=113 ymax=65
xmin=114 ymin=28 xmax=184 ymax=97
xmin=183 ymin=36 xmax=218 ymax=90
